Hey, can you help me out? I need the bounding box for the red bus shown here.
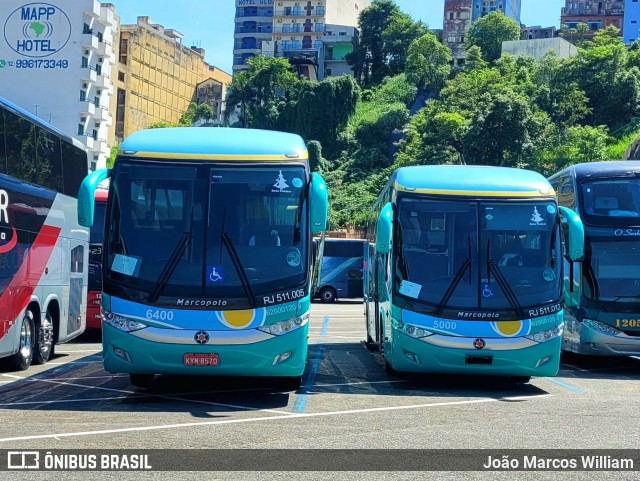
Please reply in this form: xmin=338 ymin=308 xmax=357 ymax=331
xmin=86 ymin=189 xmax=108 ymax=329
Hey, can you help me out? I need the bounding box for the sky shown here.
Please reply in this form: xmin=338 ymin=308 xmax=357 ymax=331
xmin=115 ymin=0 xmax=567 ymax=74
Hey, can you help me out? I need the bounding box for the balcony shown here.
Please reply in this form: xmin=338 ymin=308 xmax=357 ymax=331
xmin=79 ymin=100 xmax=96 ymax=117
xmin=94 ymin=72 xmax=111 ymax=88
xmin=80 ymin=66 xmax=97 ymax=83
xmin=274 ymin=9 xmax=325 ymax=17
xmin=82 ymin=33 xmax=99 ymax=51
xmin=98 ymin=40 xmax=114 ymax=57
xmin=95 ymin=106 xmax=111 ymax=123
xmin=101 ymin=7 xmax=117 ymax=27
xmin=84 ymin=3 xmax=100 ymax=19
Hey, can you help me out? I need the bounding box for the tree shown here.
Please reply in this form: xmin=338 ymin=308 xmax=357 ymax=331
xmin=106 ymin=143 xmax=119 ymax=168
xmin=405 ymin=32 xmax=452 ymax=90
xmin=223 ymin=55 xmax=297 ymax=129
xmin=346 ymin=0 xmax=400 ymax=87
xmin=464 ymin=45 xmax=487 ymax=71
xmin=569 ymin=26 xmax=640 ymax=127
xmin=382 ymin=12 xmax=429 ymax=77
xmin=465 ymin=11 xmax=521 ymax=63
xmin=278 ymin=76 xmax=359 ymax=156
xmin=180 ymin=102 xmax=213 ymax=126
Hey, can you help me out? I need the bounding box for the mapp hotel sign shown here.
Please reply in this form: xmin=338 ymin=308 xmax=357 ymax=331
xmin=0 ymin=1 xmax=73 ymax=70
xmin=236 ymin=0 xmax=274 ymax=5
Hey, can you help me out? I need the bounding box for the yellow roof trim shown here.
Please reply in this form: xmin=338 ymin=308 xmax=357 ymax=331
xmin=121 ymin=151 xmax=309 ymax=162
xmin=396 ymin=186 xmax=556 ymax=197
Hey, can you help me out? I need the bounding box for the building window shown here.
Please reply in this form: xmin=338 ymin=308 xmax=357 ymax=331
xmin=81 ymin=56 xmax=88 ymax=68
xmin=80 ymin=90 xmax=86 ymax=101
xmin=78 ymin=124 xmax=84 ymax=136
xmin=118 ymin=71 xmax=125 ymax=81
xmin=90 ymin=161 xmax=97 ymax=171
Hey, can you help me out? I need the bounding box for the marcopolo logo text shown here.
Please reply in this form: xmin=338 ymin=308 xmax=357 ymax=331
xmin=3 ymin=3 xmax=72 ymax=58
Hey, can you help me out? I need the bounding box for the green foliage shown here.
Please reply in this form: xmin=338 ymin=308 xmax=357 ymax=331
xmin=107 ymin=143 xmax=119 ymax=168
xmin=307 ymin=140 xmax=325 ymax=172
xmin=465 ymin=11 xmax=521 ymax=62
xmin=224 ymin=55 xmax=297 ymax=129
xmin=180 ymin=102 xmax=214 ymax=125
xmin=382 ymin=11 xmax=429 ymax=77
xmin=405 ymin=32 xmax=452 ymax=90
xmin=568 ymin=27 xmax=640 ymax=128
xmin=147 ymin=121 xmax=179 ymax=129
xmin=347 ymin=0 xmax=399 ymax=87
xmin=278 ymin=75 xmax=359 ymax=157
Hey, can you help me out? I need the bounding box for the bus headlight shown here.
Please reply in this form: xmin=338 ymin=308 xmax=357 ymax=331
xmin=583 ymin=319 xmax=622 ymax=337
xmin=259 ymin=313 xmax=309 ymax=336
xmin=525 ymin=325 xmax=563 ymax=343
xmin=392 ymin=319 xmax=434 ymax=339
xmin=101 ymin=308 xmax=148 ymax=332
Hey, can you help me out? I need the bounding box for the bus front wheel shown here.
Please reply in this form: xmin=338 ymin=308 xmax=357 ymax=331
xmin=319 ymin=287 xmax=337 ymax=303
xmin=130 ymin=373 xmax=155 ymax=389
xmin=5 ymin=310 xmax=35 ymax=371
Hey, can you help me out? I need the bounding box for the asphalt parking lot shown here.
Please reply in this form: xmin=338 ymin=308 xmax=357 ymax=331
xmin=1 ymin=301 xmax=640 ymax=480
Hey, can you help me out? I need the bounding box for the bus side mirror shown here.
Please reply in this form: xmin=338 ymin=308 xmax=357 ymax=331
xmin=78 ymin=168 xmax=110 ymax=227
xmin=559 ymin=206 xmax=584 ymax=261
xmin=310 ymin=172 xmax=328 ymax=234
xmin=376 ymin=202 xmax=393 ymax=254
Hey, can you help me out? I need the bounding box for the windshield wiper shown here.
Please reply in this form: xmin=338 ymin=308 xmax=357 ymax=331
xmin=549 ymin=214 xmax=559 ymax=269
xmin=148 ymin=203 xmax=195 ymax=304
xmin=221 ymin=233 xmax=256 ymax=308
xmin=148 ymin=232 xmax=192 ymax=303
xmin=486 ymin=238 xmax=524 ymax=318
xmin=435 ymin=237 xmax=472 ymax=314
xmin=598 ymin=295 xmax=640 ymax=312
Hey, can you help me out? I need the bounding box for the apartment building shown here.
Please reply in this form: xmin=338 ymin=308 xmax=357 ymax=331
xmin=111 ymin=16 xmax=231 ymax=145
xmin=561 ymin=0 xmax=625 ymax=34
xmin=234 ymin=0 xmax=369 ymax=80
xmin=472 ymin=0 xmax=521 ymax=23
xmin=0 ymin=0 xmax=117 ymax=170
xmin=624 ymin=0 xmax=640 ymax=43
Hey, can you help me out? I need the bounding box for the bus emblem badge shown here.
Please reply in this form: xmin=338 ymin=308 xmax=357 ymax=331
xmin=194 ymin=331 xmax=210 ymax=345
xmin=473 ymin=338 xmax=486 ymax=350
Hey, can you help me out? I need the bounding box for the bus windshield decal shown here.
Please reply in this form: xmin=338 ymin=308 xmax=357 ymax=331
xmin=399 ymin=280 xmax=422 ymax=299
xmin=111 ymin=254 xmax=141 ymax=277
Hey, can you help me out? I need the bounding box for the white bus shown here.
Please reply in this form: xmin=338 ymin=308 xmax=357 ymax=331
xmin=0 ymin=96 xmax=89 ymax=370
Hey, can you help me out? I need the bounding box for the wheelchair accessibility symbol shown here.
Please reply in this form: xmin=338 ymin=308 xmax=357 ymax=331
xmin=483 ymin=284 xmax=494 ymax=298
xmin=207 ymin=266 xmax=224 ymax=284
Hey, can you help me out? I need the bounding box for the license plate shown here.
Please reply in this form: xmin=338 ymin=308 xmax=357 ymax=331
xmin=184 ymin=353 xmax=219 ymax=367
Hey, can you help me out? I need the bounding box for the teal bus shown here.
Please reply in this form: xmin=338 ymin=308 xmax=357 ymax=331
xmin=364 ymin=165 xmax=584 ymax=382
xmin=78 ymin=128 xmax=328 ymax=388
xmin=549 ymin=161 xmax=640 ymax=356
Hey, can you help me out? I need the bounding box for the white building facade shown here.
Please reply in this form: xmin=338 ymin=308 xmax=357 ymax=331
xmin=0 ymin=0 xmax=116 ymax=170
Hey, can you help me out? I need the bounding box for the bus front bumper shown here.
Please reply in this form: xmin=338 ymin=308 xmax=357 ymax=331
xmin=102 ymin=323 xmax=308 ymax=377
xmin=389 ymin=332 xmax=561 ymax=377
xmin=577 ymin=322 xmax=640 ymax=356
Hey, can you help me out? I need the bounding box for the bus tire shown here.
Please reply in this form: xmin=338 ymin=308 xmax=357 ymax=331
xmin=5 ymin=310 xmax=35 ymax=371
xmin=385 ymin=360 xmax=397 ymax=376
xmin=319 ymin=287 xmax=336 ymax=303
xmin=130 ymin=373 xmax=155 ymax=389
xmin=32 ymin=311 xmax=55 ymax=365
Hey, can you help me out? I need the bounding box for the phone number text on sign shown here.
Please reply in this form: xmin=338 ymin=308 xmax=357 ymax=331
xmin=13 ymin=59 xmax=69 ymax=68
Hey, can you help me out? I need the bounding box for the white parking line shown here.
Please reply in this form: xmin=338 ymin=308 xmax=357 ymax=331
xmin=45 ymin=361 xmax=103 ymax=365
xmin=18 ymin=377 xmax=294 ymax=415
xmin=0 ymin=394 xmax=553 ymax=442
xmin=0 ymin=393 xmax=553 ymax=442
xmin=0 ymin=395 xmax=134 ymax=406
xmin=55 ymin=349 xmax=103 ymax=354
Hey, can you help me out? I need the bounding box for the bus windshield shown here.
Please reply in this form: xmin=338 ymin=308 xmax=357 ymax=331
xmin=395 ymin=197 xmax=561 ymax=313
xmin=105 ymin=162 xmax=308 ymax=302
xmin=584 ymin=240 xmax=640 ymax=303
xmin=580 ymin=178 xmax=640 ymax=226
